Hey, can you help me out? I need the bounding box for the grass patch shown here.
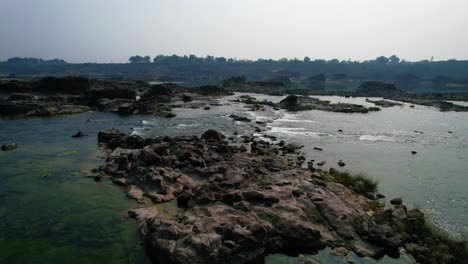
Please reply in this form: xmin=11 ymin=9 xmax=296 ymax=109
xmin=415 ymin=222 xmax=468 ymax=263
xmin=327 ymin=169 xmax=378 ymax=194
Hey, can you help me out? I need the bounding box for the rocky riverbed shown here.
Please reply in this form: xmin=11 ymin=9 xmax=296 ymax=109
xmin=0 ymin=77 xmax=232 ymax=118
xmin=94 ymin=129 xmax=466 ymax=264
xmin=223 ymin=78 xmax=468 ymax=112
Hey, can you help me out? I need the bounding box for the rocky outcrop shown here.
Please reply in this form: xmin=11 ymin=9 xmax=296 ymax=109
xmin=87 ymin=79 xmax=145 ymax=101
xmin=0 ymin=77 xmax=89 ymax=94
xmin=95 ymin=129 xmax=442 ymax=264
xmin=365 ymin=99 xmax=403 ymax=107
xmin=35 ymin=76 xmax=90 ymax=94
xmin=143 ymin=83 xmax=177 ymax=98
xmin=356 ymin=81 xmax=402 ymax=97
xmin=278 ymin=95 xmax=380 ymax=113
xmin=0 ymin=96 xmax=90 ymax=117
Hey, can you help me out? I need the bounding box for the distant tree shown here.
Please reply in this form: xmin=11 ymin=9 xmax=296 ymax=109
xmin=153 ymin=55 xmax=165 ymax=63
xmin=303 ymin=56 xmax=311 ymax=62
xmin=328 ymin=59 xmax=340 ymax=64
xmin=188 ymin=54 xmax=197 ymax=62
xmin=215 ymin=57 xmax=227 ymax=63
xmin=130 ymin=55 xmax=140 ymax=63
xmin=278 ymin=58 xmax=288 ymax=63
xmin=128 ymin=55 xmax=151 ymax=63
xmin=205 ymin=55 xmax=215 ymax=63
xmin=375 ymin=56 xmax=390 ymax=64
xmin=389 ymin=55 xmax=400 ymax=64
xmin=169 ymin=54 xmax=181 ymax=63
xmin=5 ymin=57 xmax=67 ymax=65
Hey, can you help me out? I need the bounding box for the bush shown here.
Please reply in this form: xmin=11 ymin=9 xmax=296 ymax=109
xmin=328 ymin=170 xmax=378 ymax=194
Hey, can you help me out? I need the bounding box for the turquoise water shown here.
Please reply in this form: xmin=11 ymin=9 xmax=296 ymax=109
xmin=0 ymin=93 xmax=466 ymax=263
xmin=0 ymin=113 xmax=151 ymax=263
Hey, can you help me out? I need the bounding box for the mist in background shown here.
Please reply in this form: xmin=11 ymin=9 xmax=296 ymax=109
xmin=1 ymin=0 xmax=467 ymax=63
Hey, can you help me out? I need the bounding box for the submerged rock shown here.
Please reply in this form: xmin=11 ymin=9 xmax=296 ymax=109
xmin=72 ymin=131 xmax=87 ymax=138
xmin=229 ymin=114 xmax=251 ymax=122
xmin=390 ymin=197 xmax=403 ymax=205
xmin=338 ymin=160 xmax=346 ymax=167
xmin=1 ymin=143 xmax=17 ymax=151
xmin=278 ymin=94 xmax=379 ymax=113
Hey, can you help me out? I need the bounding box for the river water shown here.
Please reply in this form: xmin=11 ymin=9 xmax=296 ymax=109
xmin=0 ymin=93 xmax=466 ymax=263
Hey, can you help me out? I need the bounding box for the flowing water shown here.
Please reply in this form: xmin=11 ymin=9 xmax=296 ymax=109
xmin=0 ymin=93 xmax=466 ymax=263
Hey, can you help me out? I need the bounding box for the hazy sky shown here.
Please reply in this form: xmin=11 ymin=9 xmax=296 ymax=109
xmin=1 ymin=0 xmax=467 ymax=63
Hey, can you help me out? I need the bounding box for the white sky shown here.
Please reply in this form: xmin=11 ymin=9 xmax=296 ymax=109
xmin=1 ymin=0 xmax=467 ymax=62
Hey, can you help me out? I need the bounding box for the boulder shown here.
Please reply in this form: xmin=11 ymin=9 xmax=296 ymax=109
xmin=1 ymin=143 xmax=17 ymax=151
xmin=201 ymin=129 xmax=225 ymax=142
xmin=278 ymin=95 xmax=299 ymax=110
xmin=127 ymin=185 xmax=145 ymax=202
xmin=390 ymin=198 xmax=403 ymax=205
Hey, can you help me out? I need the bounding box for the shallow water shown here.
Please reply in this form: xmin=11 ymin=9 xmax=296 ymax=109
xmin=0 ymin=113 xmax=151 ymax=263
xmin=0 ymin=93 xmax=466 ymax=263
xmin=266 ymin=248 xmax=412 ymax=264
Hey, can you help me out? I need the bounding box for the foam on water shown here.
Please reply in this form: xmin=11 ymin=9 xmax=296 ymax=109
xmin=142 ymin=120 xmax=156 ymax=125
xmin=275 ymin=118 xmax=316 ymax=123
xmin=175 ymin=123 xmax=200 ymax=129
xmin=359 ymin=134 xmax=395 ymax=142
xmin=268 ymin=126 xmax=323 ymax=137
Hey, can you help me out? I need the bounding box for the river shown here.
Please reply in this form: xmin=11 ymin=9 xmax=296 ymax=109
xmin=0 ymin=93 xmax=466 ymax=263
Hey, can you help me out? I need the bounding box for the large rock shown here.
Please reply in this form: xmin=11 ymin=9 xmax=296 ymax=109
xmin=96 ymin=130 xmax=409 ymax=264
xmin=278 ymin=95 xmax=299 ymax=110
xmin=144 ymin=83 xmax=178 ymax=97
xmin=87 ymin=80 xmax=139 ymax=100
xmin=34 ymin=76 xmax=90 ymax=94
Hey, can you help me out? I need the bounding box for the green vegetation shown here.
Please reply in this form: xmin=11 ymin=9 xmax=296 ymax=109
xmin=327 ymin=169 xmax=378 ymax=194
xmin=413 ymin=222 xmax=468 ymax=263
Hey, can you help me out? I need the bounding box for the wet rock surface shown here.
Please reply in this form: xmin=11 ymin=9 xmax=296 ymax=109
xmin=0 ymin=77 xmax=232 ymax=118
xmin=93 ymin=129 xmax=458 ymax=264
xmin=278 ymin=95 xmax=380 ymax=113
xmin=1 ymin=143 xmax=18 ymax=151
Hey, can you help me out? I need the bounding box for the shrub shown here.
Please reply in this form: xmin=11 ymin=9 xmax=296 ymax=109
xmin=328 ymin=170 xmax=378 ymax=194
